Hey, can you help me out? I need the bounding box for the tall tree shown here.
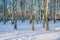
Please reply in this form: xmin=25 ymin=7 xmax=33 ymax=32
xmin=29 ymin=0 xmax=32 ymax=24
xmin=42 ymin=0 xmax=45 ymax=28
xmin=38 ymin=0 xmax=41 ymax=23
xmin=18 ymin=0 xmax=22 ymax=17
xmin=36 ymin=0 xmax=39 ymax=24
xmin=31 ymin=0 xmax=34 ymax=30
xmin=55 ymin=0 xmax=58 ymax=22
xmin=46 ymin=0 xmax=49 ymax=31
xmin=3 ymin=0 xmax=7 ymax=24
xmin=24 ymin=0 xmax=27 ymax=19
xmin=53 ymin=0 xmax=57 ymax=23
xmin=11 ymin=0 xmax=14 ymax=24
xmin=13 ymin=0 xmax=17 ymax=29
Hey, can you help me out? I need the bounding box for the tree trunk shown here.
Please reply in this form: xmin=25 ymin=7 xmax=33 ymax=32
xmin=46 ymin=0 xmax=49 ymax=31
xmin=3 ymin=0 xmax=7 ymax=24
xmin=32 ymin=0 xmax=34 ymax=30
xmin=32 ymin=18 xmax=34 ymax=30
xmin=14 ymin=18 xmax=17 ymax=30
xmin=42 ymin=0 xmax=45 ymax=28
xmin=13 ymin=0 xmax=17 ymax=30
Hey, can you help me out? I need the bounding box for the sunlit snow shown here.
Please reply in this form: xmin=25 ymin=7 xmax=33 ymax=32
xmin=0 ymin=20 xmax=60 ymax=40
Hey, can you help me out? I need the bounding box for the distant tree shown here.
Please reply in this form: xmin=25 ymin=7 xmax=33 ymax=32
xmin=14 ymin=16 xmax=17 ymax=29
xmin=18 ymin=0 xmax=22 ymax=17
xmin=53 ymin=0 xmax=58 ymax=23
xmin=24 ymin=0 xmax=27 ymax=19
xmin=29 ymin=0 xmax=32 ymax=24
xmin=13 ymin=0 xmax=17 ymax=30
xmin=42 ymin=0 xmax=45 ymax=28
xmin=0 ymin=17 xmax=1 ymax=22
xmin=11 ymin=17 xmax=14 ymax=24
xmin=3 ymin=0 xmax=7 ymax=24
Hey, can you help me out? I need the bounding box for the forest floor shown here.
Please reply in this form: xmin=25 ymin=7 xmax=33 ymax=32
xmin=0 ymin=20 xmax=60 ymax=40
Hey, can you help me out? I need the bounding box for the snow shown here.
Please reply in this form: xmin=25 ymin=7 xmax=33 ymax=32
xmin=0 ymin=20 xmax=60 ymax=40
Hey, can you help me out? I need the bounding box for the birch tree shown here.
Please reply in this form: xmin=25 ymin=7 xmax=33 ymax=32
xmin=13 ymin=0 xmax=17 ymax=29
xmin=46 ymin=0 xmax=49 ymax=31
xmin=32 ymin=0 xmax=34 ymax=30
xmin=42 ymin=0 xmax=45 ymax=28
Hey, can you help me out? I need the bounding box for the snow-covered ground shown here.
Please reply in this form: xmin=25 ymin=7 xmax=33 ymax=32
xmin=0 ymin=20 xmax=60 ymax=40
